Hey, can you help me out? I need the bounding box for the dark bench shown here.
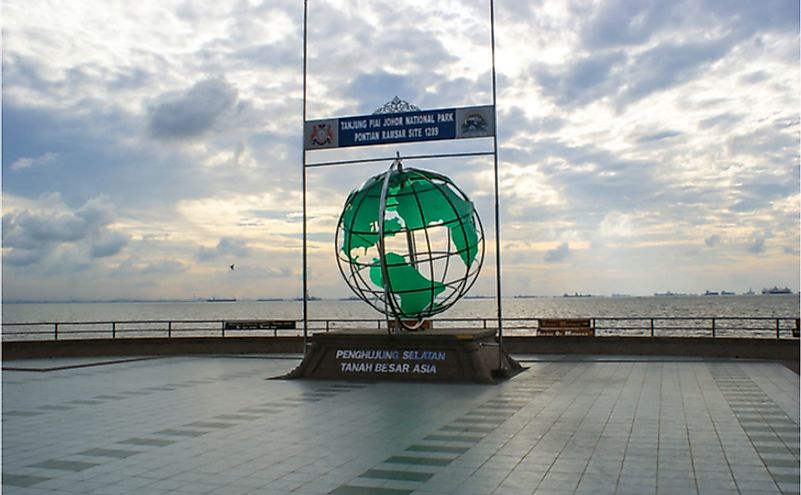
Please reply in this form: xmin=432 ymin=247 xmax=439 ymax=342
xmin=224 ymin=320 xmax=296 ymax=330
xmin=538 ymin=318 xmax=594 ymax=336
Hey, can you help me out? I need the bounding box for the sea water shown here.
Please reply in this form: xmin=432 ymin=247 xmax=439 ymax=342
xmin=3 ymin=295 xmax=798 ymax=324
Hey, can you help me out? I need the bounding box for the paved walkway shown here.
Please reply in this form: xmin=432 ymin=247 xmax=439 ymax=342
xmin=2 ymin=355 xmax=798 ymax=494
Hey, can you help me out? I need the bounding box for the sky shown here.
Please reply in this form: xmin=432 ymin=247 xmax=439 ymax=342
xmin=2 ymin=0 xmax=799 ymax=301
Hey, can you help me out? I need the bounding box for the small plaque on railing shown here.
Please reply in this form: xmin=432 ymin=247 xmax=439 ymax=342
xmin=537 ymin=318 xmax=593 ymax=336
xmin=224 ymin=320 xmax=296 ymax=330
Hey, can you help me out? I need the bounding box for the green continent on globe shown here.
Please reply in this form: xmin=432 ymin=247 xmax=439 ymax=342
xmin=368 ymin=252 xmax=445 ymax=316
xmin=340 ymin=168 xmax=478 ymax=265
xmin=394 ymin=172 xmax=478 ymax=266
xmin=338 ymin=166 xmax=482 ymax=320
xmin=339 ymin=175 xmax=400 ymax=260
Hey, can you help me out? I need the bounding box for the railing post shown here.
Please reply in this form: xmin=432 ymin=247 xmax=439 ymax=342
xmin=168 ymin=321 xmax=172 ymax=338
xmin=222 ymin=321 xmax=226 ymax=337
xmin=776 ymin=319 xmax=780 ymax=339
xmin=112 ymin=322 xmax=116 ymax=338
xmin=326 ymin=320 xmax=330 ymax=332
xmin=650 ymin=318 xmax=654 ymax=337
xmin=711 ymin=318 xmax=716 ymax=338
xmin=54 ymin=323 xmax=59 ymax=341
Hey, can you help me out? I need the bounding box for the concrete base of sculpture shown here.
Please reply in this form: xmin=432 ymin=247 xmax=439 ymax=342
xmin=284 ymin=328 xmax=524 ymax=384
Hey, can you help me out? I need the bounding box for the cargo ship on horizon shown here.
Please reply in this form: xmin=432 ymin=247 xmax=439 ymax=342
xmin=762 ymin=287 xmax=793 ymax=295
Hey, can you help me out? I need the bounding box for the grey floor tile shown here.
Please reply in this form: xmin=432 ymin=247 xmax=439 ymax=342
xmin=360 ymin=469 xmax=434 ymax=482
xmin=407 ymin=445 xmax=469 ymax=455
xmin=2 ymin=473 xmax=52 ymax=487
xmin=330 ymin=486 xmax=412 ymax=495
xmin=77 ymin=448 xmax=141 ymax=459
xmin=117 ymin=437 xmax=176 ymax=447
xmin=385 ymin=456 xmax=453 ymax=467
xmin=183 ymin=421 xmax=237 ymax=429
xmin=29 ymin=459 xmax=99 ymax=471
xmin=153 ymin=428 xmax=208 ymax=437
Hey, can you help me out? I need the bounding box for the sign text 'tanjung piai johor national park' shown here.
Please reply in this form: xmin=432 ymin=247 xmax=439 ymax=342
xmin=304 ymin=105 xmax=495 ymax=150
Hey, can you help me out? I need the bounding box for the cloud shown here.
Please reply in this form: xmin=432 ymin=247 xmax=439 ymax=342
xmin=544 ymin=242 xmax=570 ymax=263
xmin=10 ymin=152 xmax=58 ymax=172
xmin=147 ymin=77 xmax=239 ymax=140
xmin=636 ymin=130 xmax=682 ymax=144
xmin=579 ymin=0 xmax=675 ymax=48
xmin=344 ymin=72 xmax=425 ymax=114
xmin=784 ymin=246 xmax=800 ymax=256
xmin=537 ymin=0 xmax=797 ymax=110
xmin=90 ymin=230 xmax=130 ymax=258
xmin=698 ymin=112 xmax=745 ymax=130
xmin=747 ymin=231 xmax=768 ymax=253
xmin=599 ymin=211 xmax=639 ymax=238
xmin=3 ymin=209 xmax=87 ymax=249
xmin=617 ymin=38 xmax=733 ymax=105
xmin=197 ymin=237 xmax=251 ymax=261
xmin=141 ymin=260 xmax=187 ymax=275
xmin=2 ymin=248 xmax=47 ymax=267
xmin=705 ymin=235 xmax=721 ymax=247
xmin=534 ymin=52 xmax=626 ymax=107
xmin=2 ymin=195 xmax=128 ymax=267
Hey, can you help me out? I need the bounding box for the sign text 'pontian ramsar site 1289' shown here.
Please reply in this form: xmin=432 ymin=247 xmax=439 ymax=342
xmin=304 ymin=105 xmax=495 ymax=150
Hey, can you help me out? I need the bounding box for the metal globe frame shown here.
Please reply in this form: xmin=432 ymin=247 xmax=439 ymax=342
xmin=335 ymin=158 xmax=485 ymax=332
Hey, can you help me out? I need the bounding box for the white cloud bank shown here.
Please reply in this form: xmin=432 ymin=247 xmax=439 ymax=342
xmin=2 ymin=0 xmax=798 ymax=300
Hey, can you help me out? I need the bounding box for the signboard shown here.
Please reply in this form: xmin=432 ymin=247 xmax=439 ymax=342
xmin=284 ymin=329 xmax=521 ymax=383
xmin=304 ymin=105 xmax=495 ymax=150
xmin=334 ymin=348 xmax=447 ymax=376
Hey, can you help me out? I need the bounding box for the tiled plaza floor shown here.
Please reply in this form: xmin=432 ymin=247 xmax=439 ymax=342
xmin=2 ymin=354 xmax=798 ymax=494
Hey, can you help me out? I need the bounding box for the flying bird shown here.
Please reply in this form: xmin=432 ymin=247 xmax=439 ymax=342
xmin=229 ymin=264 xmax=235 ymax=271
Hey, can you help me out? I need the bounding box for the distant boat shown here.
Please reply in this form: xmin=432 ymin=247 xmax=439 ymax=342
xmin=257 ymin=298 xmax=284 ymax=302
xmin=206 ymin=297 xmax=236 ymax=302
xmin=762 ymin=287 xmax=792 ymax=295
xmin=744 ymin=288 xmax=755 ymax=295
xmin=654 ymin=291 xmax=681 ymax=297
xmin=704 ymin=291 xmax=720 ymax=296
xmin=721 ymin=291 xmax=735 ymax=296
xmin=563 ymin=292 xmax=591 ymax=298
xmin=611 ymin=293 xmax=631 ymax=298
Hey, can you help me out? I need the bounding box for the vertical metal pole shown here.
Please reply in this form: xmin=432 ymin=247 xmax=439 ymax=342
xmin=490 ymin=0 xmax=504 ymax=370
xmin=301 ymin=0 xmax=309 ymax=356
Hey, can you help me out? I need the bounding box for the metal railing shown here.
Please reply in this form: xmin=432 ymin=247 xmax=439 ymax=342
xmin=2 ymin=316 xmax=799 ymax=342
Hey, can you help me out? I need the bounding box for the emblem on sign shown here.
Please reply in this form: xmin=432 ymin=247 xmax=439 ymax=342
xmin=310 ymin=123 xmax=334 ymax=146
xmin=461 ymin=113 xmax=487 ymax=133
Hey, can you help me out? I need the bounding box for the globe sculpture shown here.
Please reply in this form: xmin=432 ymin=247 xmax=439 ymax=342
xmin=335 ymin=159 xmax=485 ymax=331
